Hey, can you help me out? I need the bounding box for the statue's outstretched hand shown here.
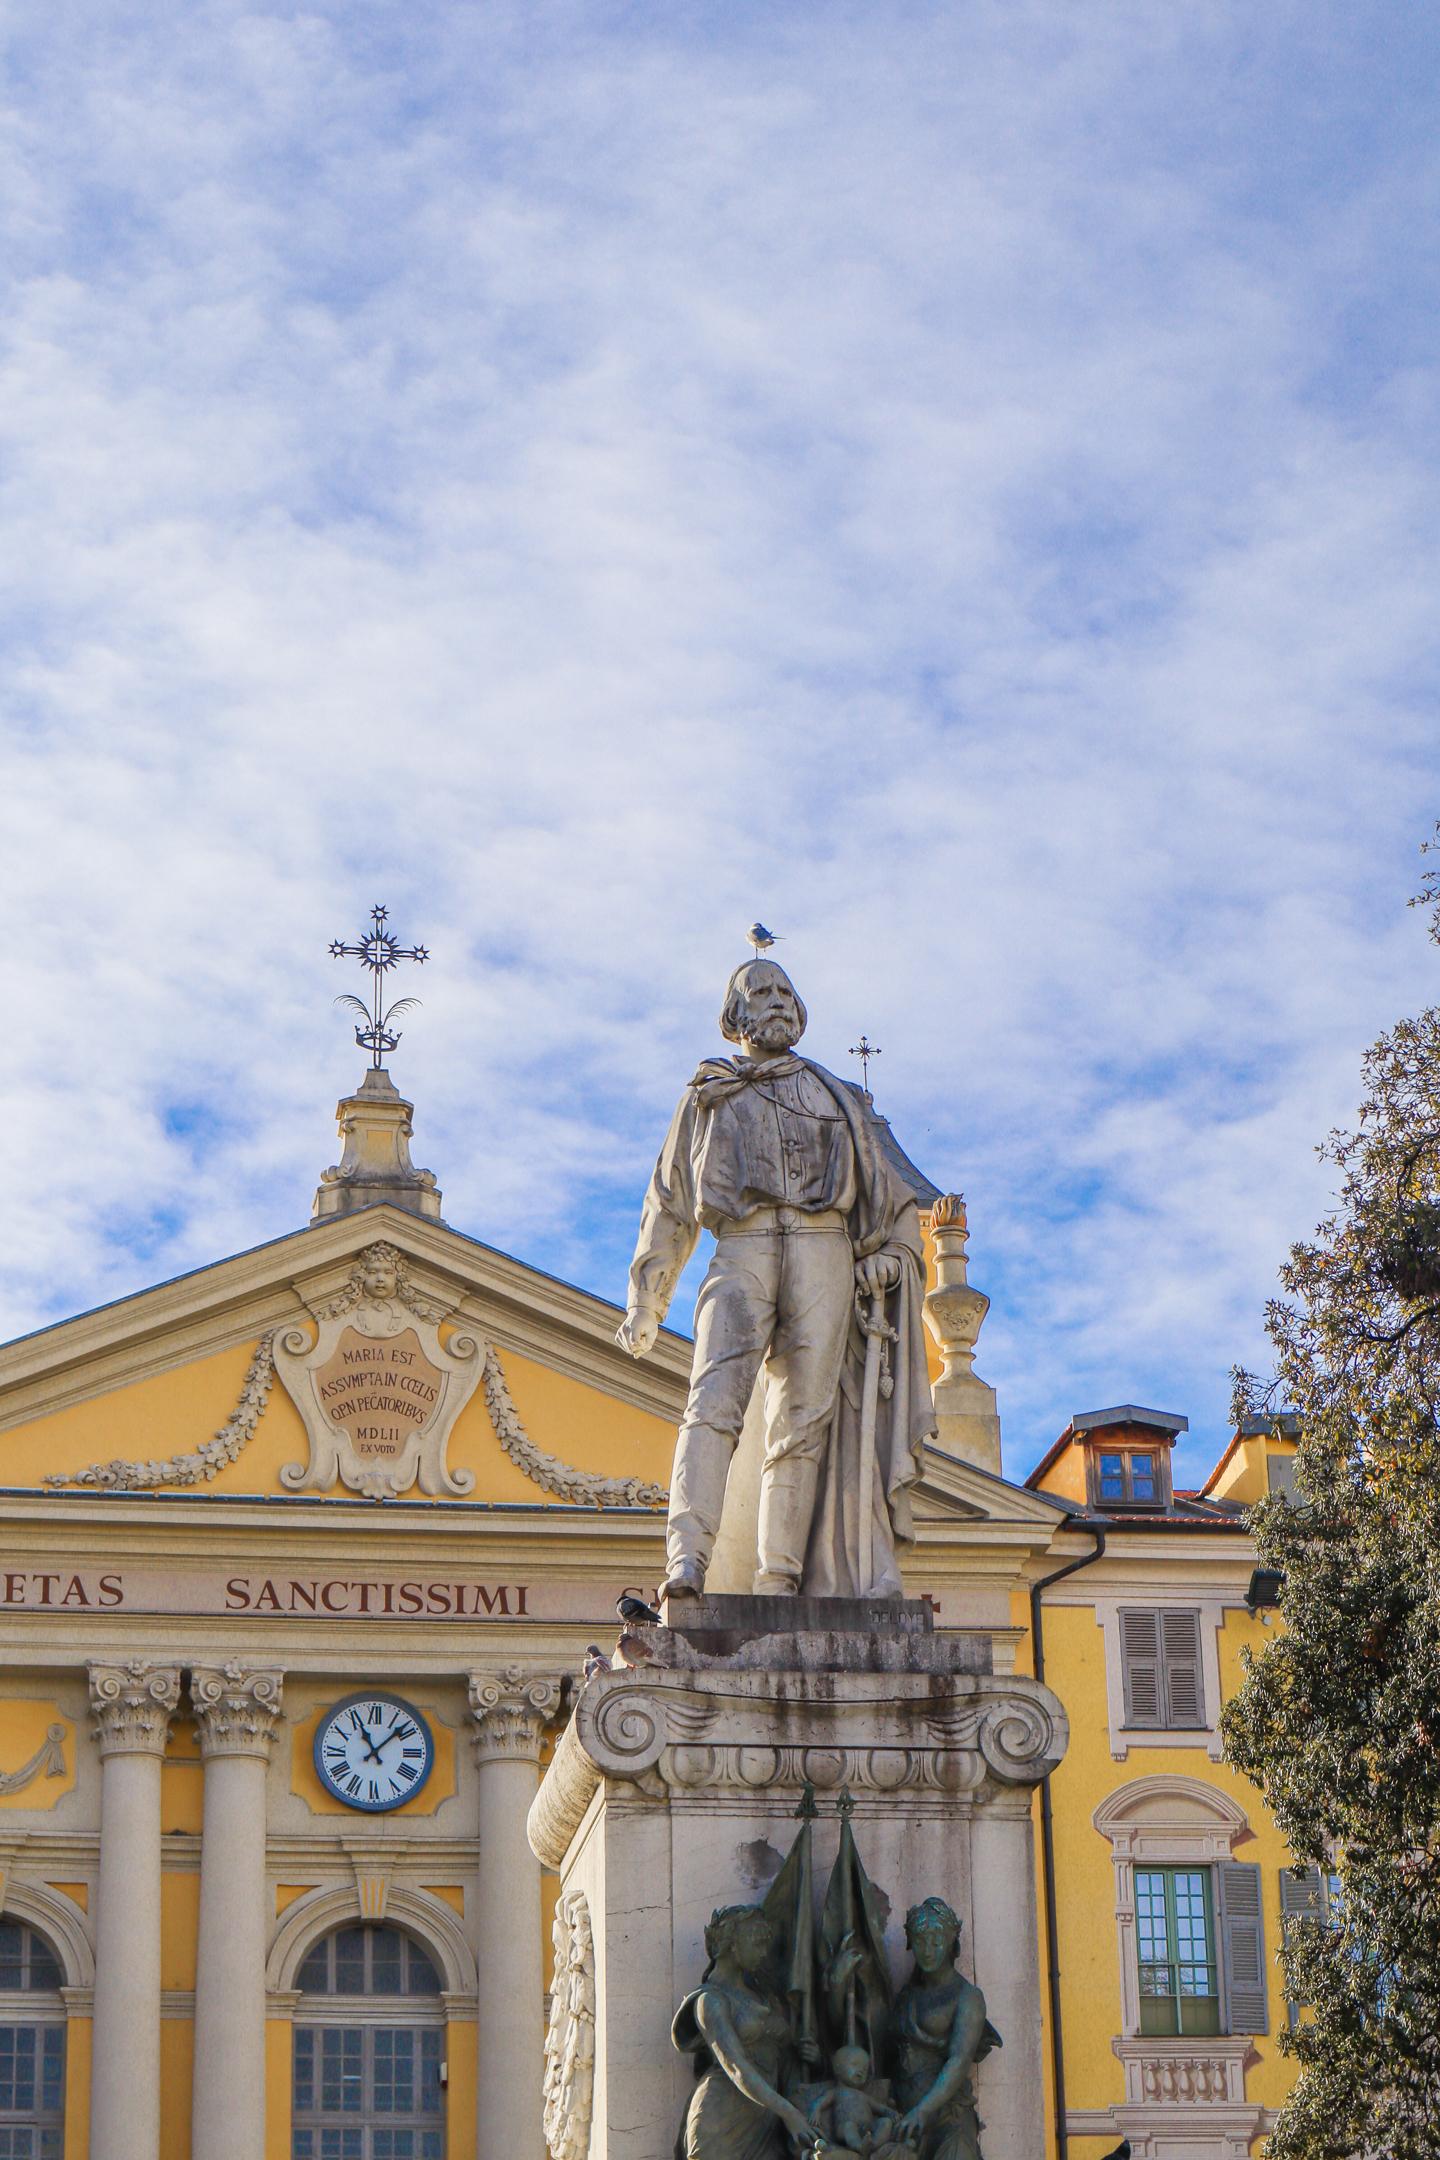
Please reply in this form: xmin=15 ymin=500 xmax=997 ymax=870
xmin=616 ymin=1308 xmax=659 ymax=1358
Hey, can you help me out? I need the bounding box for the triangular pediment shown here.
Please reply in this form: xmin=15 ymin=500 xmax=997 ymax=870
xmin=911 ymin=1440 xmax=1074 ymax=1542
xmin=0 ymin=1206 xmax=688 ymax=1507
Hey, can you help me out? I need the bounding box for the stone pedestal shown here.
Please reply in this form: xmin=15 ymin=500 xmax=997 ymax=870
xmin=528 ymin=1600 xmax=1066 ymax=2160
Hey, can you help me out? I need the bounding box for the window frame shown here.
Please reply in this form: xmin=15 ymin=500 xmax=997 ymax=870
xmin=291 ymin=1924 xmax=446 ymax=2160
xmin=1134 ymin=1866 xmax=1221 ymax=2037
xmin=1087 ymin=1444 xmax=1171 ymax=1511
xmin=0 ymin=1925 xmax=68 ymax=2158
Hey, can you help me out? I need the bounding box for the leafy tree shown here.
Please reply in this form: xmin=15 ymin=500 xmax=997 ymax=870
xmin=1223 ymin=846 xmax=1440 ymax=2160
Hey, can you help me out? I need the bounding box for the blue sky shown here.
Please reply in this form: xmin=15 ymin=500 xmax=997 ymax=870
xmin=3 ymin=1 xmax=1438 ymax=1485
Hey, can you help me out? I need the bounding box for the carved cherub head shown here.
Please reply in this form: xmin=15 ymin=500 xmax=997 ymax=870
xmin=359 ymin=1246 xmax=401 ymax=1301
xmin=720 ymin=960 xmax=808 ymax=1054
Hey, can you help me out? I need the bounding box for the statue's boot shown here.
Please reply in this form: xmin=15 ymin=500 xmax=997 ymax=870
xmin=754 ymin=1451 xmax=822 ymax=1593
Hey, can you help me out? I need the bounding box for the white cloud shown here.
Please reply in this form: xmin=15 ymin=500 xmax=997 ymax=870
xmin=1 ymin=1 xmax=1437 ymax=1482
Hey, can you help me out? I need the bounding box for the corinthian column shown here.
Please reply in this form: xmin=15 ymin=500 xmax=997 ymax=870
xmin=190 ymin=1663 xmax=285 ymax=2160
xmin=88 ymin=1658 xmax=182 ymax=2160
xmin=469 ymin=1667 xmax=562 ymax=2160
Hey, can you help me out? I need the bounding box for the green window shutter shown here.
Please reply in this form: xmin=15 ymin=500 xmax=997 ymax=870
xmin=1280 ymin=1865 xmax=1323 ymax=2030
xmin=1159 ymin=1608 xmax=1206 ymax=1727
xmin=1120 ymin=1609 xmax=1163 ymax=1725
xmin=1218 ymin=1861 xmax=1269 ymax=2033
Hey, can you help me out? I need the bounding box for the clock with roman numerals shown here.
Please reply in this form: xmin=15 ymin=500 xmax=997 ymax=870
xmin=314 ymin=1692 xmax=435 ymax=1812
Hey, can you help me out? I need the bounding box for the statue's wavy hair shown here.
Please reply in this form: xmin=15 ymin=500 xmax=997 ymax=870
xmin=719 ymin=961 xmax=808 ymax=1046
xmin=904 ymin=1895 xmax=961 ymax=1952
xmin=703 ymin=1903 xmax=769 ymax=1975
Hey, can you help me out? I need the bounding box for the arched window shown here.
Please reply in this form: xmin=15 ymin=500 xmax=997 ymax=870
xmin=0 ymin=1920 xmax=66 ymax=2158
xmin=292 ymin=1923 xmax=444 ymax=2159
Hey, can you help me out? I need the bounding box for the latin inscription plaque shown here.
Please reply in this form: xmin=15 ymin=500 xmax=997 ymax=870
xmin=273 ymin=1247 xmax=482 ymax=1498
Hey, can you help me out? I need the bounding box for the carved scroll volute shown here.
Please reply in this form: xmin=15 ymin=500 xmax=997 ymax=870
xmin=976 ymin=1693 xmax=1067 ymax=1786
xmin=574 ymin=1677 xmax=669 ymax=1781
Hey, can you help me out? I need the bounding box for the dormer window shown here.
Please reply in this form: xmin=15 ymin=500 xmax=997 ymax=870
xmin=1090 ymin=1444 xmax=1171 ymax=1510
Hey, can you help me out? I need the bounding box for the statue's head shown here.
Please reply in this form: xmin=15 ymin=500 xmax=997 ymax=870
xmin=703 ymin=1902 xmax=774 ymax=1975
xmin=832 ymin=2045 xmax=870 ymax=2089
xmin=720 ymin=960 xmax=807 ymax=1054
xmin=905 ymin=1896 xmax=961 ymax=1975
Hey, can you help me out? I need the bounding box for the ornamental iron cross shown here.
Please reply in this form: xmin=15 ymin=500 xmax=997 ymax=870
xmin=849 ymin=1035 xmax=881 ymax=1090
xmin=330 ymin=905 xmax=428 ymax=1069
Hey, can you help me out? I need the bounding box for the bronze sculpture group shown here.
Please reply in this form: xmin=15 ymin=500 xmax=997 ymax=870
xmin=672 ymin=1799 xmax=998 ymax=2160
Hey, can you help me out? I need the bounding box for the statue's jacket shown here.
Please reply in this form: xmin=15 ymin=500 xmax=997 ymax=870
xmin=630 ymin=1052 xmax=939 ymax=1596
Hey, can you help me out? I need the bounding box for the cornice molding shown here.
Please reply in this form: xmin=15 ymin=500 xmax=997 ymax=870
xmin=0 ymin=1208 xmax=693 ymax=1436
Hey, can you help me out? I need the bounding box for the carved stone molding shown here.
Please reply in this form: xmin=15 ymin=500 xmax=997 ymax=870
xmin=0 ymin=1726 xmax=66 ymax=1797
xmin=88 ymin=1660 xmax=182 ymax=1758
xmin=190 ymin=1664 xmax=284 ymax=1759
xmin=46 ymin=1334 xmax=276 ymax=1492
xmin=469 ymin=1667 xmax=563 ymax=1766
xmin=1068 ymin=2039 xmax=1272 ymax=2160
xmin=528 ymin=1666 xmax=1067 ymax=1869
xmin=543 ymin=1890 xmax=595 ymax=2160
xmin=274 ymin=1244 xmax=480 ymax=1499
xmin=481 ymin=1345 xmax=668 ymax=1509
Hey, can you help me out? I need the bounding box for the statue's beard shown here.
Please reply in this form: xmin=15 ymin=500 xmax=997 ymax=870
xmin=747 ymin=1016 xmax=801 ymax=1054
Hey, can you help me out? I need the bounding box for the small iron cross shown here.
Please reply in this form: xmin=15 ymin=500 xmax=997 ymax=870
xmin=330 ymin=904 xmax=428 ymax=1068
xmin=849 ymin=1035 xmax=881 ymax=1090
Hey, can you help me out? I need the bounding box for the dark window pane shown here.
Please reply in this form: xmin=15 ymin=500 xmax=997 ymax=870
xmin=405 ymin=1945 xmax=441 ymax=1997
xmin=369 ymin=1930 xmax=403 ymax=1996
xmin=1129 ymin=1453 xmax=1158 ymax=1499
xmin=333 ymin=1931 xmax=366 ymax=1996
xmin=1097 ymin=1454 xmax=1126 ymax=1498
xmin=298 ymin=1943 xmax=330 ymax=1995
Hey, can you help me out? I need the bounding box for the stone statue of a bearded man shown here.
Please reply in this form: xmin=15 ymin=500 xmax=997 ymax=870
xmin=618 ymin=960 xmax=938 ymax=1602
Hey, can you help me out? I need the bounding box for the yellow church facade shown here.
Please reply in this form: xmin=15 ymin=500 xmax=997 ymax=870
xmin=0 ymin=1069 xmax=1302 ymax=2160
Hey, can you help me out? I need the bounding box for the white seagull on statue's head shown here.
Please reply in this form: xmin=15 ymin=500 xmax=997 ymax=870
xmin=746 ymin=922 xmax=781 ymax=956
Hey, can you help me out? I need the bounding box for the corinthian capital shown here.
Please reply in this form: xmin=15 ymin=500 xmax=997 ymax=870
xmin=88 ymin=1659 xmax=182 ymax=1757
xmin=190 ymin=1663 xmax=285 ymax=1759
xmin=469 ymin=1666 xmax=562 ymax=1765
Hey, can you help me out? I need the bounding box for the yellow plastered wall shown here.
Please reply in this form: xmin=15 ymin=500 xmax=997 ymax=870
xmin=1030 ymin=1439 xmax=1088 ymax=1506
xmin=1032 ymin=1595 xmax=1302 ymax=2136
xmin=62 ymin=2016 xmax=90 ymax=2160
xmin=291 ymin=1696 xmax=457 ymax=1817
xmin=161 ymin=1872 xmax=200 ymax=1992
xmin=160 ymin=2022 xmax=193 ymax=2160
xmin=2 ymin=1333 xmax=676 ymax=1502
xmin=1207 ymin=1434 xmax=1297 ymax=1507
xmin=265 ymin=2017 xmax=292 ymax=2159
xmin=0 ymin=1700 xmax=75 ymax=1811
xmin=162 ymin=1720 xmax=204 ymax=1835
xmin=445 ymin=2022 xmax=477 ymax=2160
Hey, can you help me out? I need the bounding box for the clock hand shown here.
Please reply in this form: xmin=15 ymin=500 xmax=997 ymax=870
xmin=361 ymin=1727 xmax=399 ymax=1766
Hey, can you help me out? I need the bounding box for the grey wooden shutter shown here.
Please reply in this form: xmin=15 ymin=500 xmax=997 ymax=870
xmin=1280 ymin=1866 xmax=1323 ymax=2029
xmin=1159 ymin=1609 xmax=1206 ymax=1727
xmin=1218 ymin=1861 xmax=1269 ymax=2033
xmin=1120 ymin=1609 xmax=1163 ymax=1725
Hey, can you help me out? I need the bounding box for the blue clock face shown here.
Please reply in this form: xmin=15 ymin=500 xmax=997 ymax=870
xmin=314 ymin=1693 xmax=434 ymax=1812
